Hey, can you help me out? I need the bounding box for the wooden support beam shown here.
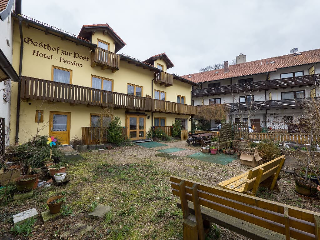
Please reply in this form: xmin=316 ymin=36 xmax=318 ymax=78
xmin=192 ymin=184 xmax=205 ymax=240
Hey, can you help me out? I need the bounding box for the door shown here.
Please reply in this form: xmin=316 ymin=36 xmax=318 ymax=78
xmin=126 ymin=115 xmax=146 ymax=140
xmin=251 ymin=119 xmax=261 ymax=133
xmin=49 ymin=112 xmax=71 ymax=145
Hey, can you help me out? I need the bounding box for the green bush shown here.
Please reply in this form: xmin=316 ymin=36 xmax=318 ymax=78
xmin=6 ymin=135 xmax=63 ymax=169
xmin=257 ymin=140 xmax=281 ymax=162
xmin=172 ymin=120 xmax=182 ymax=138
xmin=0 ymin=184 xmax=16 ymax=205
xmin=153 ymin=128 xmax=170 ymax=141
xmin=107 ymin=117 xmax=124 ymax=145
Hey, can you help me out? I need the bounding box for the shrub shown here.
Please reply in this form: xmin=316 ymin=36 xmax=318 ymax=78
xmin=172 ymin=120 xmax=182 ymax=138
xmin=257 ymin=140 xmax=281 ymax=162
xmin=107 ymin=117 xmax=124 ymax=145
xmin=153 ymin=128 xmax=170 ymax=141
xmin=6 ymin=135 xmax=63 ymax=170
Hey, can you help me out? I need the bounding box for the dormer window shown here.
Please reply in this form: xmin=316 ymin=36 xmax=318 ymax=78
xmin=157 ymin=64 xmax=164 ymax=71
xmin=98 ymin=39 xmax=110 ymax=51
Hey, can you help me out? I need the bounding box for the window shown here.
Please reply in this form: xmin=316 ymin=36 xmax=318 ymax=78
xmin=154 ymin=117 xmax=166 ymax=127
xmin=154 ymin=90 xmax=166 ymax=100
xmin=90 ymin=114 xmax=112 ymax=128
xmin=52 ymin=66 xmax=72 ymax=84
xmin=280 ymin=71 xmax=304 ymax=79
xmin=127 ymin=84 xmax=143 ymax=97
xmin=239 ymin=95 xmax=254 ymax=103
xmin=97 ymin=39 xmax=110 ymax=51
xmin=177 ymin=95 xmax=185 ymax=104
xmin=283 ymin=116 xmax=293 ymax=124
xmin=157 ymin=64 xmax=163 ymax=71
xmin=208 ymin=82 xmax=221 ymax=88
xmin=35 ymin=110 xmax=43 ymax=123
xmin=92 ymin=75 xmax=113 ymax=91
xmin=209 ymin=98 xmax=221 ymax=105
xmin=238 ymin=78 xmax=253 ymax=85
xmin=281 ymin=91 xmax=305 ymax=100
xmin=235 ymin=118 xmax=240 ymax=123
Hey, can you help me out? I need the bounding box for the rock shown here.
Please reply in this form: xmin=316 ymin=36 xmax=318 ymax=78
xmin=13 ymin=208 xmax=38 ymax=225
xmin=13 ymin=191 xmax=33 ymax=200
xmin=88 ymin=204 xmax=111 ymax=218
xmin=41 ymin=210 xmax=61 ymax=222
xmin=60 ymin=223 xmax=93 ymax=238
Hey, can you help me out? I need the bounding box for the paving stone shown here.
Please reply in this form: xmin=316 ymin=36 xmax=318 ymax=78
xmin=13 ymin=208 xmax=38 ymax=225
xmin=60 ymin=223 xmax=93 ymax=238
xmin=41 ymin=210 xmax=61 ymax=222
xmin=13 ymin=191 xmax=33 ymax=201
xmin=88 ymin=204 xmax=111 ymax=218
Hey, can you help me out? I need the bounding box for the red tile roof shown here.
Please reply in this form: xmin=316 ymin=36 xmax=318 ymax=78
xmin=184 ymin=49 xmax=320 ymax=83
xmin=0 ymin=0 xmax=9 ymax=12
xmin=144 ymin=53 xmax=174 ymax=69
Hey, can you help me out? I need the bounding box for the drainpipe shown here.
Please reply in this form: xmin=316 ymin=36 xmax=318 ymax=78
xmin=15 ymin=18 xmax=23 ymax=144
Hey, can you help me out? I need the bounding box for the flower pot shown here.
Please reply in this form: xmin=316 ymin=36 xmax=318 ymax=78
xmin=295 ymin=173 xmax=318 ymax=196
xmin=49 ymin=167 xmax=66 ymax=177
xmin=47 ymin=195 xmax=63 ymax=214
xmin=54 ymin=173 xmax=66 ymax=183
xmin=210 ymin=149 xmax=217 ymax=155
xmin=16 ymin=175 xmax=37 ymax=192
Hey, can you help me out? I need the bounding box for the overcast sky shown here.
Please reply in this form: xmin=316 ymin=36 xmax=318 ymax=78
xmin=22 ymin=0 xmax=320 ymax=76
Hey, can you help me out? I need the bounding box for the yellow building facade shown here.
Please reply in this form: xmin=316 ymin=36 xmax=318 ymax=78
xmin=10 ymin=15 xmax=197 ymax=145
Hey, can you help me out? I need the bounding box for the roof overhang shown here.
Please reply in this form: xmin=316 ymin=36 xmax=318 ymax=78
xmin=78 ymin=25 xmax=126 ymax=53
xmin=0 ymin=49 xmax=19 ymax=82
xmin=12 ymin=13 xmax=97 ymax=50
xmin=0 ymin=0 xmax=14 ymax=21
xmin=144 ymin=53 xmax=174 ymax=69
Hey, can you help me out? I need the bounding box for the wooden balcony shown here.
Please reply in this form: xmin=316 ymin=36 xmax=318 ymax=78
xmin=154 ymin=72 xmax=173 ymax=86
xmin=21 ymin=76 xmax=198 ymax=115
xmin=91 ymin=47 xmax=120 ymax=72
xmin=193 ymin=74 xmax=320 ymax=97
xmin=227 ymin=99 xmax=306 ymax=112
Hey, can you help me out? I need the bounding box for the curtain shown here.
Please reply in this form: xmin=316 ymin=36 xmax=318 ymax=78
xmin=52 ymin=114 xmax=67 ymax=131
xmin=103 ymin=80 xmax=112 ymax=91
xmin=91 ymin=115 xmax=101 ymax=127
xmin=92 ymin=77 xmax=102 ymax=89
xmin=53 ymin=68 xmax=70 ymax=84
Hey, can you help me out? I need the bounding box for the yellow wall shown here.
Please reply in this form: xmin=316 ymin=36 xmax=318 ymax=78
xmin=153 ymin=79 xmax=192 ymax=104
xmin=91 ymin=31 xmax=116 ymax=53
xmin=153 ymin=113 xmax=191 ymax=131
xmin=154 ymin=59 xmax=167 ymax=72
xmin=10 ymin=20 xmax=193 ymax=144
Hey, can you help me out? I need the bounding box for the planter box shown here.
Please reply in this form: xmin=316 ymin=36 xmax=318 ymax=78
xmin=201 ymin=148 xmax=210 ymax=153
xmin=210 ymin=149 xmax=217 ymax=155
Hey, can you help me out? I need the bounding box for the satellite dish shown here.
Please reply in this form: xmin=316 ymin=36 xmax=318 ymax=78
xmin=290 ymin=48 xmax=298 ymax=54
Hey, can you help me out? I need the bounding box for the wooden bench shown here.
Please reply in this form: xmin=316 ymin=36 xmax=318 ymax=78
xmin=170 ymin=176 xmax=320 ymax=240
xmin=218 ymin=155 xmax=285 ymax=195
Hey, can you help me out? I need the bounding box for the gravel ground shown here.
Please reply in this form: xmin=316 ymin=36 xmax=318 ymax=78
xmin=1 ymin=140 xmax=319 ymax=239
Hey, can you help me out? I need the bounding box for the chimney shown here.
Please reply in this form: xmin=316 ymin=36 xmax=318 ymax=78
xmin=236 ymin=53 xmax=246 ymax=64
xmin=224 ymin=61 xmax=229 ymax=72
xmin=15 ymin=0 xmax=22 ymax=14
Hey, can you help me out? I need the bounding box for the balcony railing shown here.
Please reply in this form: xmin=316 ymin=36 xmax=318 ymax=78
xmin=21 ymin=76 xmax=198 ymax=115
xmin=91 ymin=48 xmax=120 ymax=71
xmin=193 ymin=74 xmax=320 ymax=97
xmin=153 ymin=126 xmax=172 ymax=136
xmin=154 ymin=72 xmax=173 ymax=86
xmin=227 ymin=99 xmax=305 ymax=112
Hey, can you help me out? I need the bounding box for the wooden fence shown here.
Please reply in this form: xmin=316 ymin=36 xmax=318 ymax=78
xmin=153 ymin=126 xmax=172 ymax=136
xmin=82 ymin=127 xmax=127 ymax=145
xmin=249 ymin=132 xmax=318 ymax=144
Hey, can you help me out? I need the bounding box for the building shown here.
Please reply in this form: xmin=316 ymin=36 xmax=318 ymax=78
xmin=186 ymin=51 xmax=320 ymax=132
xmin=9 ymin=13 xmax=197 ymax=145
xmin=0 ymin=0 xmax=19 ymax=145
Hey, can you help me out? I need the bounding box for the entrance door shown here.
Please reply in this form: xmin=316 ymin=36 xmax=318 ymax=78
xmin=126 ymin=115 xmax=146 ymax=140
xmin=49 ymin=112 xmax=71 ymax=145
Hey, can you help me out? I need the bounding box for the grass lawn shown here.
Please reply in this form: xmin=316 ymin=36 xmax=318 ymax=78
xmin=1 ymin=142 xmax=320 ymax=239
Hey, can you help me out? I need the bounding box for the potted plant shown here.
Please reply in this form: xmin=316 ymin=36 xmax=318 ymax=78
xmin=54 ymin=172 xmax=67 ymax=183
xmin=210 ymin=146 xmax=217 ymax=155
xmin=48 ymin=165 xmax=66 ymax=177
xmin=47 ymin=195 xmax=64 ymax=214
xmin=15 ymin=175 xmax=37 ymax=192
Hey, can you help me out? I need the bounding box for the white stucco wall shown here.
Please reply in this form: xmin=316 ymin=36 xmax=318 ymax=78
xmin=0 ymin=13 xmax=13 ymax=145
